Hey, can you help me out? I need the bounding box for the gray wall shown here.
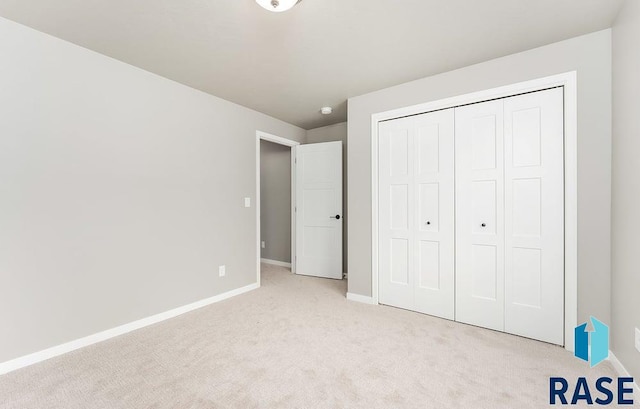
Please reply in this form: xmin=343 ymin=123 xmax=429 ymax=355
xmin=260 ymin=140 xmax=292 ymax=263
xmin=0 ymin=17 xmax=306 ymax=364
xmin=306 ymin=122 xmax=348 ymax=275
xmin=612 ymin=0 xmax=640 ymax=380
xmin=347 ymin=30 xmax=612 ymax=327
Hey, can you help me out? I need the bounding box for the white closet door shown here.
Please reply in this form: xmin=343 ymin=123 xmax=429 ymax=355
xmin=504 ymin=88 xmax=564 ymax=345
xmin=379 ymin=116 xmax=415 ymax=310
xmin=378 ymin=109 xmax=455 ymax=319
xmin=455 ymin=100 xmax=505 ymax=332
xmin=413 ymin=110 xmax=455 ymax=319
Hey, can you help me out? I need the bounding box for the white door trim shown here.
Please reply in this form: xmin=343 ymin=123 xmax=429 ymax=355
xmin=370 ymin=71 xmax=578 ymax=351
xmin=256 ymin=131 xmax=300 ymax=285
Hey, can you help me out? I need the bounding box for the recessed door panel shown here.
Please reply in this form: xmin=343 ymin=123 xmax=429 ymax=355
xmin=511 ymin=247 xmax=542 ymax=308
xmin=419 ymin=183 xmax=439 ymax=232
xmin=512 ymin=107 xmax=542 ymax=168
xmin=512 ymin=178 xmax=542 ymax=237
xmin=417 ymin=124 xmax=440 ymax=174
xmin=390 ymin=185 xmax=409 ymax=230
xmin=390 ymin=129 xmax=410 ymax=177
xmin=303 ymin=188 xmax=334 ymax=224
xmin=471 ymin=181 xmax=497 ymax=235
xmin=302 ymin=226 xmax=333 ymax=257
xmin=304 ymin=150 xmax=336 ymax=184
xmin=471 ymin=115 xmax=497 ymax=170
xmin=391 ymin=239 xmax=410 ymax=285
xmin=418 ymin=240 xmax=440 ymax=290
xmin=471 ymin=244 xmax=498 ymax=300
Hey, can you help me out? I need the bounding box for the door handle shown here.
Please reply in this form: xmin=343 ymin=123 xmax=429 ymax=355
xmin=330 ymin=215 xmax=341 ymax=220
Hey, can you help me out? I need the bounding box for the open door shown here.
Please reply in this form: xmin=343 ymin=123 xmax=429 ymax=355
xmin=294 ymin=141 xmax=343 ymax=279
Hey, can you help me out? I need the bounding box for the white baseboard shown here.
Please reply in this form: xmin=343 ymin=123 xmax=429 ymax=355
xmin=346 ymin=292 xmax=376 ymax=305
xmin=608 ymin=350 xmax=640 ymax=395
xmin=260 ymin=258 xmax=292 ymax=268
xmin=0 ymin=282 xmax=259 ymax=376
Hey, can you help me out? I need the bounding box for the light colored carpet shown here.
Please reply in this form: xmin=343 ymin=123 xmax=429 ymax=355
xmin=0 ymin=264 xmax=625 ymax=408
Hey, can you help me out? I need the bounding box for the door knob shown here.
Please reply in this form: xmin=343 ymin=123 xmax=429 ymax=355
xmin=425 ymin=221 xmax=431 ymax=225
xmin=481 ymin=223 xmax=486 ymax=227
xmin=330 ymin=215 xmax=341 ymax=220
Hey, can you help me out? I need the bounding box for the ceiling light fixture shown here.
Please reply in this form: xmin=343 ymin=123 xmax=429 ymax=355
xmin=320 ymin=107 xmax=333 ymax=115
xmin=255 ymin=0 xmax=302 ymax=12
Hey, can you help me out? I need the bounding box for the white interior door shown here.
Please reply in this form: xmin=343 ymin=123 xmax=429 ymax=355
xmin=378 ymin=109 xmax=455 ymax=319
xmin=455 ymin=99 xmax=506 ymax=332
xmin=295 ymin=141 xmax=342 ymax=279
xmin=504 ymin=88 xmax=564 ymax=345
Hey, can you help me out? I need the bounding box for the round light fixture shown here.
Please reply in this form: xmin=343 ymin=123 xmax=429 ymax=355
xmin=320 ymin=107 xmax=333 ymax=115
xmin=255 ymin=0 xmax=302 ymax=12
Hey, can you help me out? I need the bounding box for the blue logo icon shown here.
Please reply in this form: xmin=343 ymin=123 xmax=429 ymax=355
xmin=574 ymin=316 xmax=609 ymax=367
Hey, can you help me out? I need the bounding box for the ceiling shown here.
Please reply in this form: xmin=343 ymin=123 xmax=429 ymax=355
xmin=0 ymin=0 xmax=623 ymax=129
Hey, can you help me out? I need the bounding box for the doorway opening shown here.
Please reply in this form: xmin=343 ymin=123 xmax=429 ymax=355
xmin=256 ymin=131 xmax=299 ymax=285
xmin=256 ymin=131 xmax=344 ymax=285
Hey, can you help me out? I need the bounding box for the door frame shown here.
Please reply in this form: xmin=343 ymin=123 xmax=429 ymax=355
xmin=256 ymin=131 xmax=300 ymax=286
xmin=370 ymin=71 xmax=578 ymax=351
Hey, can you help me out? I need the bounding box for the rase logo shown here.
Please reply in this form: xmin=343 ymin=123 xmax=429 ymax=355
xmin=574 ymin=316 xmax=609 ymax=367
xmin=549 ymin=317 xmax=635 ymax=406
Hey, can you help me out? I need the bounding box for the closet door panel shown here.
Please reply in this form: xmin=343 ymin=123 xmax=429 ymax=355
xmin=455 ymin=100 xmax=505 ymax=332
xmin=379 ymin=117 xmax=415 ymax=310
xmin=413 ymin=109 xmax=455 ymax=320
xmin=504 ymin=88 xmax=564 ymax=345
xmin=378 ymin=109 xmax=455 ymax=320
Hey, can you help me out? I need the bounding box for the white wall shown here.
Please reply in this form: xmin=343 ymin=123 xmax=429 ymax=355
xmin=347 ymin=30 xmax=612 ymax=327
xmin=0 ymin=17 xmax=306 ymax=364
xmin=306 ymin=122 xmax=348 ymax=274
xmin=611 ymin=0 xmax=640 ymax=380
xmin=260 ymin=140 xmax=292 ymax=263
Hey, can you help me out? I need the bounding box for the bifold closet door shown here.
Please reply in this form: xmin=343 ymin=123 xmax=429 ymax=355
xmin=504 ymin=88 xmax=564 ymax=345
xmin=456 ymin=88 xmax=564 ymax=345
xmin=455 ymin=99 xmax=506 ymax=332
xmin=378 ymin=109 xmax=455 ymax=319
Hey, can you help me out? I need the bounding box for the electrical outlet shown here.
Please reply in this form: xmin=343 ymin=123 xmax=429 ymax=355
xmin=261 ymin=241 xmax=266 ymax=249
xmin=635 ymin=328 xmax=640 ymax=353
xmin=218 ymin=265 xmax=226 ymax=277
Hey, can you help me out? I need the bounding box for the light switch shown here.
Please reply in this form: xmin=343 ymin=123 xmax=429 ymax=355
xmin=244 ymin=197 xmax=251 ymax=208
